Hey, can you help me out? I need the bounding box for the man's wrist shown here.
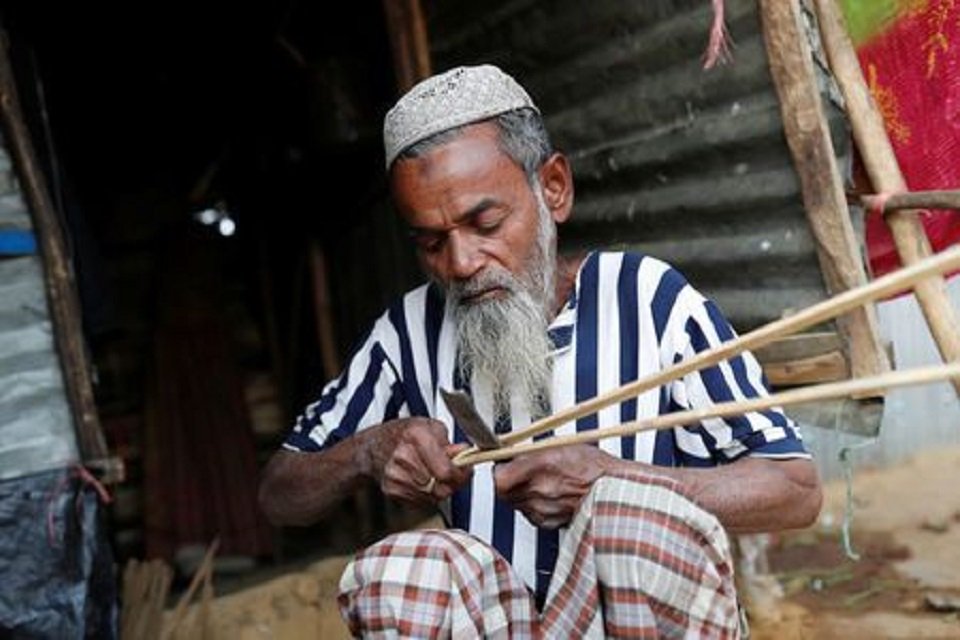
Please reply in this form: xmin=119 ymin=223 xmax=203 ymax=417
xmin=354 ymin=420 xmax=403 ymax=480
xmin=354 ymin=424 xmax=384 ymax=480
xmin=598 ymin=451 xmax=632 ymax=477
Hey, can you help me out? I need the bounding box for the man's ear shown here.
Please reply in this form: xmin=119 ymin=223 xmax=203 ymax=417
xmin=538 ymin=152 xmax=574 ymax=224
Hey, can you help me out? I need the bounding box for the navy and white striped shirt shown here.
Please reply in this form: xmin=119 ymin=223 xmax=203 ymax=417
xmin=284 ymin=251 xmax=807 ymax=602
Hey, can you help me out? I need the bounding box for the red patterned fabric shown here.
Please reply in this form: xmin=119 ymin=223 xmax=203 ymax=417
xmin=338 ymin=472 xmax=740 ymax=639
xmin=855 ymin=1 xmax=960 ymax=276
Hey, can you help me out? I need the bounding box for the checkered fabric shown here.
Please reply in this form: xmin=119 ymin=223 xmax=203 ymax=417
xmin=338 ymin=472 xmax=740 ymax=639
xmin=339 ymin=529 xmax=538 ymax=638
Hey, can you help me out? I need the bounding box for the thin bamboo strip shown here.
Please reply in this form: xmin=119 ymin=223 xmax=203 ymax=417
xmin=465 ymin=245 xmax=960 ymax=458
xmin=166 ymin=538 xmax=220 ymax=637
xmin=454 ymin=360 xmax=960 ymax=466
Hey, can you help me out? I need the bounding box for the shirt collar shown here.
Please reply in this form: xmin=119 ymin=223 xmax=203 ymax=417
xmin=547 ymin=251 xmax=594 ymax=355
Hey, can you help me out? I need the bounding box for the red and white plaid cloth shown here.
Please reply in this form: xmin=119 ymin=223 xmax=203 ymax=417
xmin=339 ymin=471 xmax=740 ymax=639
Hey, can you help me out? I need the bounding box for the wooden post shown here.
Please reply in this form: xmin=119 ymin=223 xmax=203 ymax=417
xmin=813 ymin=0 xmax=960 ymax=395
xmin=308 ymin=241 xmax=341 ymax=380
xmin=382 ymin=0 xmax=432 ymax=92
xmin=759 ymin=0 xmax=889 ymax=381
xmin=0 ymin=35 xmax=109 ymax=462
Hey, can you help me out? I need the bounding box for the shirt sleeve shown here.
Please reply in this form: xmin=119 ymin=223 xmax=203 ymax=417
xmin=661 ymin=272 xmax=809 ymax=463
xmin=282 ymin=314 xmax=409 ymax=453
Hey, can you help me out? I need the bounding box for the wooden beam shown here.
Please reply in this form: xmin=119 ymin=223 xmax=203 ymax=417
xmin=753 ymin=332 xmax=843 ymax=363
xmin=759 ymin=0 xmax=888 ymax=382
xmin=813 ymin=0 xmax=960 ymax=396
xmin=755 ymin=334 xmax=853 ymax=386
xmin=0 ymin=35 xmax=108 ymax=461
xmin=382 ymin=0 xmax=432 ymax=93
xmin=763 ymin=350 xmax=849 ymax=386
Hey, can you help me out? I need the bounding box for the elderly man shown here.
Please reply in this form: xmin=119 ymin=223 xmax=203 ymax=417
xmin=260 ymin=65 xmax=821 ymax=638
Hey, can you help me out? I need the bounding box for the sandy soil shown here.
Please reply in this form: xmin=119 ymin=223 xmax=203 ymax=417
xmin=752 ymin=445 xmax=960 ymax=639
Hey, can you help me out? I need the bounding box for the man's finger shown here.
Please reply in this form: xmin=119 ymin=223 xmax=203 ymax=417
xmin=391 ymin=444 xmax=434 ymax=486
xmin=409 ymin=424 xmax=471 ymax=486
xmin=493 ymin=456 xmax=538 ymax=494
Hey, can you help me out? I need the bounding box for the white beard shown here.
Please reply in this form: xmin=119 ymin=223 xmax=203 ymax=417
xmin=445 ymin=193 xmax=557 ymax=424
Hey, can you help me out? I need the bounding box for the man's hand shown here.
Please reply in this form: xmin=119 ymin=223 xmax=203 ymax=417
xmin=366 ymin=417 xmax=473 ymax=504
xmin=493 ymin=445 xmax=614 ymax=529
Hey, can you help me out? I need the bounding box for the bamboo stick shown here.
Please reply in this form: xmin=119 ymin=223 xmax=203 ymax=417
xmin=454 ymin=360 xmax=960 ymax=467
xmin=475 ymin=245 xmax=960 ymax=456
xmin=861 ymin=190 xmax=960 ymax=214
xmin=120 ymin=558 xmax=172 ymax=640
xmin=813 ymin=0 xmax=960 ymax=396
xmin=0 ymin=30 xmax=107 ymax=460
xmin=167 ymin=538 xmax=220 ymax=635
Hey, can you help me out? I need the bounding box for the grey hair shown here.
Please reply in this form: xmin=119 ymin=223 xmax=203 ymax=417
xmin=395 ymin=108 xmax=553 ymax=186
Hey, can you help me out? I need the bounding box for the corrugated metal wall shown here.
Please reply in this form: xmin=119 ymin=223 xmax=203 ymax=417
xmin=0 ymin=132 xmax=77 ymax=480
xmin=426 ymin=0 xmax=847 ymax=332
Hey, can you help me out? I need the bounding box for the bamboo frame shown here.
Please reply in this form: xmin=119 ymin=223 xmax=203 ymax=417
xmin=452 ymin=245 xmax=960 ymax=466
xmin=813 ymin=0 xmax=960 ymax=396
xmin=759 ymin=0 xmax=888 ymax=381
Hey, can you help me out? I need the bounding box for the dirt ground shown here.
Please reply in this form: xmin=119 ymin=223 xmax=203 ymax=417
xmin=166 ymin=445 xmax=960 ymax=639
xmin=751 ymin=444 xmax=960 ymax=639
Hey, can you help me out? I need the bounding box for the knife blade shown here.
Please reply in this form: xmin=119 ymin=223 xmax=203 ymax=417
xmin=440 ymin=388 xmax=502 ymax=450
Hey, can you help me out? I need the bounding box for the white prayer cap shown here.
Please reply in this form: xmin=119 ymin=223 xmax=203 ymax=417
xmin=383 ymin=64 xmax=539 ymax=169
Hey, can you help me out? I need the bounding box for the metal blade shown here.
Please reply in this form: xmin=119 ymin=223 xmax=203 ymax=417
xmin=440 ymin=388 xmax=502 ymax=450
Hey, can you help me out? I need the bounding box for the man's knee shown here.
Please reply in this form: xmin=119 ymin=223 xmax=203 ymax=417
xmin=339 ymin=529 xmax=481 ymax=594
xmin=582 ymin=473 xmax=739 ymax=632
xmin=586 ymin=472 xmax=727 ymax=549
xmin=338 ymin=529 xmax=535 ymax=638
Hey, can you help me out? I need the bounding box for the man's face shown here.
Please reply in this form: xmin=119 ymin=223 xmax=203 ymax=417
xmin=389 ymin=122 xmax=547 ymax=302
xmin=390 ymin=122 xmax=560 ymax=419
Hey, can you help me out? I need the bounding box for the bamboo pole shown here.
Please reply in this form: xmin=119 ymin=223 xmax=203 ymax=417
xmin=455 ymin=360 xmax=960 ymax=466
xmin=458 ymin=245 xmax=960 ymax=458
xmin=120 ymin=559 xmax=173 ymax=640
xmin=759 ymin=0 xmax=888 ymax=381
xmin=167 ymin=538 xmax=220 ymax=635
xmin=0 ymin=34 xmax=108 ymax=460
xmin=813 ymin=0 xmax=960 ymax=396
xmin=862 ymin=190 xmax=960 ymax=214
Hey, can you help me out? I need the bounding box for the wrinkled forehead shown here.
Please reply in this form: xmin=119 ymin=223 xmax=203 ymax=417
xmin=388 ymin=123 xmax=523 ymax=205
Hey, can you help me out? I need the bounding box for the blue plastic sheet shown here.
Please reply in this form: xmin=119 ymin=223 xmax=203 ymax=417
xmin=0 ymin=230 xmax=37 ymax=255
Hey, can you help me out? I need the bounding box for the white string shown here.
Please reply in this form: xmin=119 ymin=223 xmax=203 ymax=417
xmin=838 ymin=438 xmax=878 ymax=561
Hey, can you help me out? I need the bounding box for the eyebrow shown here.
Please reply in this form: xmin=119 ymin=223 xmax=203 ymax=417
xmin=407 ymin=197 xmax=500 ymax=235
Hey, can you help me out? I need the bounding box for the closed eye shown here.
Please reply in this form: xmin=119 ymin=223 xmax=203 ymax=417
xmin=472 ymin=207 xmax=507 ymax=234
xmin=409 ymin=229 xmax=444 ymax=253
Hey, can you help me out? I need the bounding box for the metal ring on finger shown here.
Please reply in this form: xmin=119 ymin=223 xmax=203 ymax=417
xmin=419 ymin=476 xmax=437 ymax=493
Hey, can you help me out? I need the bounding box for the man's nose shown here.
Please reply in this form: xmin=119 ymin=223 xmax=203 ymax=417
xmin=446 ymin=230 xmax=483 ymax=280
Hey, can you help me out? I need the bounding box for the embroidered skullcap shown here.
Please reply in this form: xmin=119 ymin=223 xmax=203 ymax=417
xmin=383 ymin=64 xmax=539 ymax=169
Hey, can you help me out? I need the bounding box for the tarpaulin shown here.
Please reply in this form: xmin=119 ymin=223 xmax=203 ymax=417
xmin=840 ymin=0 xmax=960 ymax=277
xmin=0 ymin=468 xmax=116 ymax=638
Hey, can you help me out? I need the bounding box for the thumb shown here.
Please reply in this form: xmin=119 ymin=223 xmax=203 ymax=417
xmin=444 ymin=443 xmax=470 ymax=457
